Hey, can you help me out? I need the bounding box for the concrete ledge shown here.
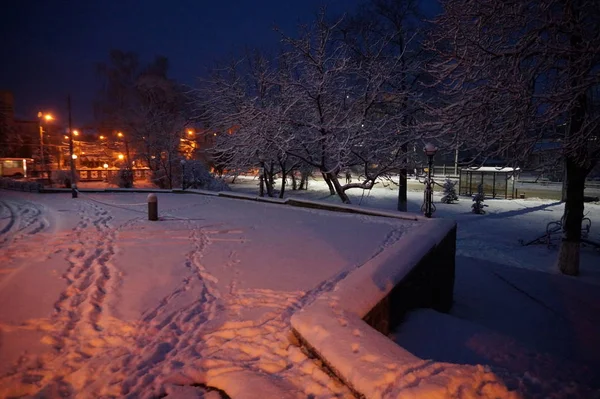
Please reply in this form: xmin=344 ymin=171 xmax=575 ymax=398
xmin=173 ymin=188 xmax=220 ymax=196
xmin=103 ymin=188 xmax=172 ymax=193
xmin=217 ymin=191 xmax=260 ymax=201
xmin=290 ymin=219 xmax=473 ymax=398
xmin=286 ymin=198 xmax=426 ymax=222
xmin=255 ymin=196 xmax=287 ymax=204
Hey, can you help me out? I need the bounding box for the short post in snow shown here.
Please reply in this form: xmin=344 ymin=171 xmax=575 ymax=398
xmin=148 ymin=193 xmax=158 ymax=221
xmin=72 ymin=184 xmax=78 ymax=199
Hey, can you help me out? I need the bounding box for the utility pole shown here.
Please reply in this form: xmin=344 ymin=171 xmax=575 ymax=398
xmin=37 ymin=115 xmax=45 ymax=174
xmin=67 ymin=95 xmax=77 ymax=189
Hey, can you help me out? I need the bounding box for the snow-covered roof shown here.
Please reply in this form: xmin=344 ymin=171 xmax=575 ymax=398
xmin=461 ymin=166 xmax=520 ymax=173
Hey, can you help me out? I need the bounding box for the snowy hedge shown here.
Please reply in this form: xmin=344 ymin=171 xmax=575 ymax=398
xmin=0 ymin=178 xmax=43 ymax=192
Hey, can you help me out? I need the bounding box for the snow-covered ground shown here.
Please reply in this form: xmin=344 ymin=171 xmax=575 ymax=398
xmin=0 ymin=189 xmax=420 ymax=398
xmin=1 ymin=178 xmax=599 ymax=398
xmin=230 ymin=177 xmax=600 ymax=398
xmin=230 ymin=176 xmax=600 ymax=283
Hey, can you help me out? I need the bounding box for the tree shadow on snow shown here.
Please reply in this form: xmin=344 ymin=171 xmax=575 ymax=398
xmin=451 ymin=201 xmax=563 ymax=224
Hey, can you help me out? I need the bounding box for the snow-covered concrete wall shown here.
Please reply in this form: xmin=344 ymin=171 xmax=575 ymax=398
xmin=363 ymin=222 xmax=456 ymax=335
xmin=287 ymin=219 xmax=499 ymax=399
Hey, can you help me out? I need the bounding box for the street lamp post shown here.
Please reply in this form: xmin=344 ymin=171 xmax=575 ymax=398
xmin=37 ymin=112 xmax=53 ymax=178
xmin=180 ymin=159 xmax=186 ymax=190
xmin=423 ymin=143 xmax=438 ymax=218
xmin=67 ymin=95 xmax=78 ymax=194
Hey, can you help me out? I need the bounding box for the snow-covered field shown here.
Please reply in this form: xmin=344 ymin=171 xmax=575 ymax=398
xmin=1 ymin=179 xmax=599 ymax=398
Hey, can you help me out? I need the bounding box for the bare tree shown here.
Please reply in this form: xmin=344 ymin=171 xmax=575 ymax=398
xmin=96 ymin=50 xmax=191 ymax=188
xmin=277 ymin=10 xmax=417 ymax=203
xmin=345 ymin=0 xmax=426 ymax=210
xmin=196 ymin=51 xmax=298 ymax=198
xmin=197 ymin=10 xmax=421 ymax=204
xmin=426 ymin=0 xmax=600 ymax=275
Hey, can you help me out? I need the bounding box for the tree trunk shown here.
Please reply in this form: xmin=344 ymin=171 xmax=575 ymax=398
xmin=291 ymin=170 xmax=297 ymax=190
xmin=561 ymin=159 xmax=568 ymax=202
xmin=322 ymin=172 xmax=335 ymax=195
xmin=557 ymin=1 xmax=588 ymax=276
xmin=556 ymin=158 xmax=586 ymax=276
xmin=397 ymin=138 xmax=409 ymax=212
xmin=300 ymin=170 xmax=309 ymax=190
xmin=279 ymin=171 xmax=287 ymax=198
xmin=266 ymin=169 xmax=274 ymax=197
xmin=327 ymin=172 xmax=351 ymax=204
xmin=397 ymin=169 xmax=407 ymax=211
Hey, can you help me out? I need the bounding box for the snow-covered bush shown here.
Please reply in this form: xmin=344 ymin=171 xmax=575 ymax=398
xmin=440 ymin=178 xmax=458 ymax=204
xmin=51 ymin=170 xmax=77 ymax=188
xmin=110 ymin=168 xmax=133 ymax=188
xmin=0 ymin=177 xmax=42 ymax=192
xmin=182 ymin=160 xmax=230 ymax=192
xmin=471 ymin=184 xmax=488 ymax=214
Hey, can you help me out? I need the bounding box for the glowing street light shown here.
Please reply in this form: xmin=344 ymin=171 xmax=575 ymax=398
xmin=103 ymin=163 xmax=109 ymax=182
xmin=73 ymin=130 xmax=79 ymax=136
xmin=117 ymin=132 xmax=124 ymax=138
xmin=72 ymin=154 xmax=78 ymax=159
xmin=118 ymin=154 xmax=124 ymax=160
xmin=37 ymin=112 xmax=54 ymax=174
xmin=99 ymin=135 xmax=105 ymax=140
xmin=187 ymin=129 xmax=194 ymax=136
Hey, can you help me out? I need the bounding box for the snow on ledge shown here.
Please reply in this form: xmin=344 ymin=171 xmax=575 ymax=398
xmin=217 ymin=191 xmax=260 ymax=201
xmin=285 ymin=198 xmax=427 ymax=221
xmin=173 ymin=188 xmax=220 ymax=196
xmin=291 ymin=219 xmax=516 ymax=398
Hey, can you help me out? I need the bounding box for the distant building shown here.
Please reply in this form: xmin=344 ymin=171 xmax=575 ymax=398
xmin=0 ymin=91 xmax=37 ymax=158
xmin=0 ymin=91 xmax=64 ymax=164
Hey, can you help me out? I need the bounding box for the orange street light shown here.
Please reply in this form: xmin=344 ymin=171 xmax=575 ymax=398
xmin=117 ymin=132 xmax=124 ymax=138
xmin=99 ymin=135 xmax=105 ymax=140
xmin=64 ymin=135 xmax=69 ymax=139
xmin=37 ymin=111 xmax=54 ymax=172
xmin=73 ymin=130 xmax=79 ymax=136
xmin=187 ymin=129 xmax=194 ymax=135
xmin=118 ymin=154 xmax=124 ymax=160
xmin=72 ymin=154 xmax=78 ymax=159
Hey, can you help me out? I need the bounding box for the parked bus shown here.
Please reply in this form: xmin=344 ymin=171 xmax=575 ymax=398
xmin=0 ymin=158 xmax=35 ymax=178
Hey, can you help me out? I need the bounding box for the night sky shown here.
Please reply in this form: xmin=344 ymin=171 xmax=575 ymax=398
xmin=1 ymin=0 xmax=440 ymax=126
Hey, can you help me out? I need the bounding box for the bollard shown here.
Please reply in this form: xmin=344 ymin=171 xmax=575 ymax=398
xmin=148 ymin=193 xmax=158 ymax=221
xmin=72 ymin=184 xmax=78 ymax=198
